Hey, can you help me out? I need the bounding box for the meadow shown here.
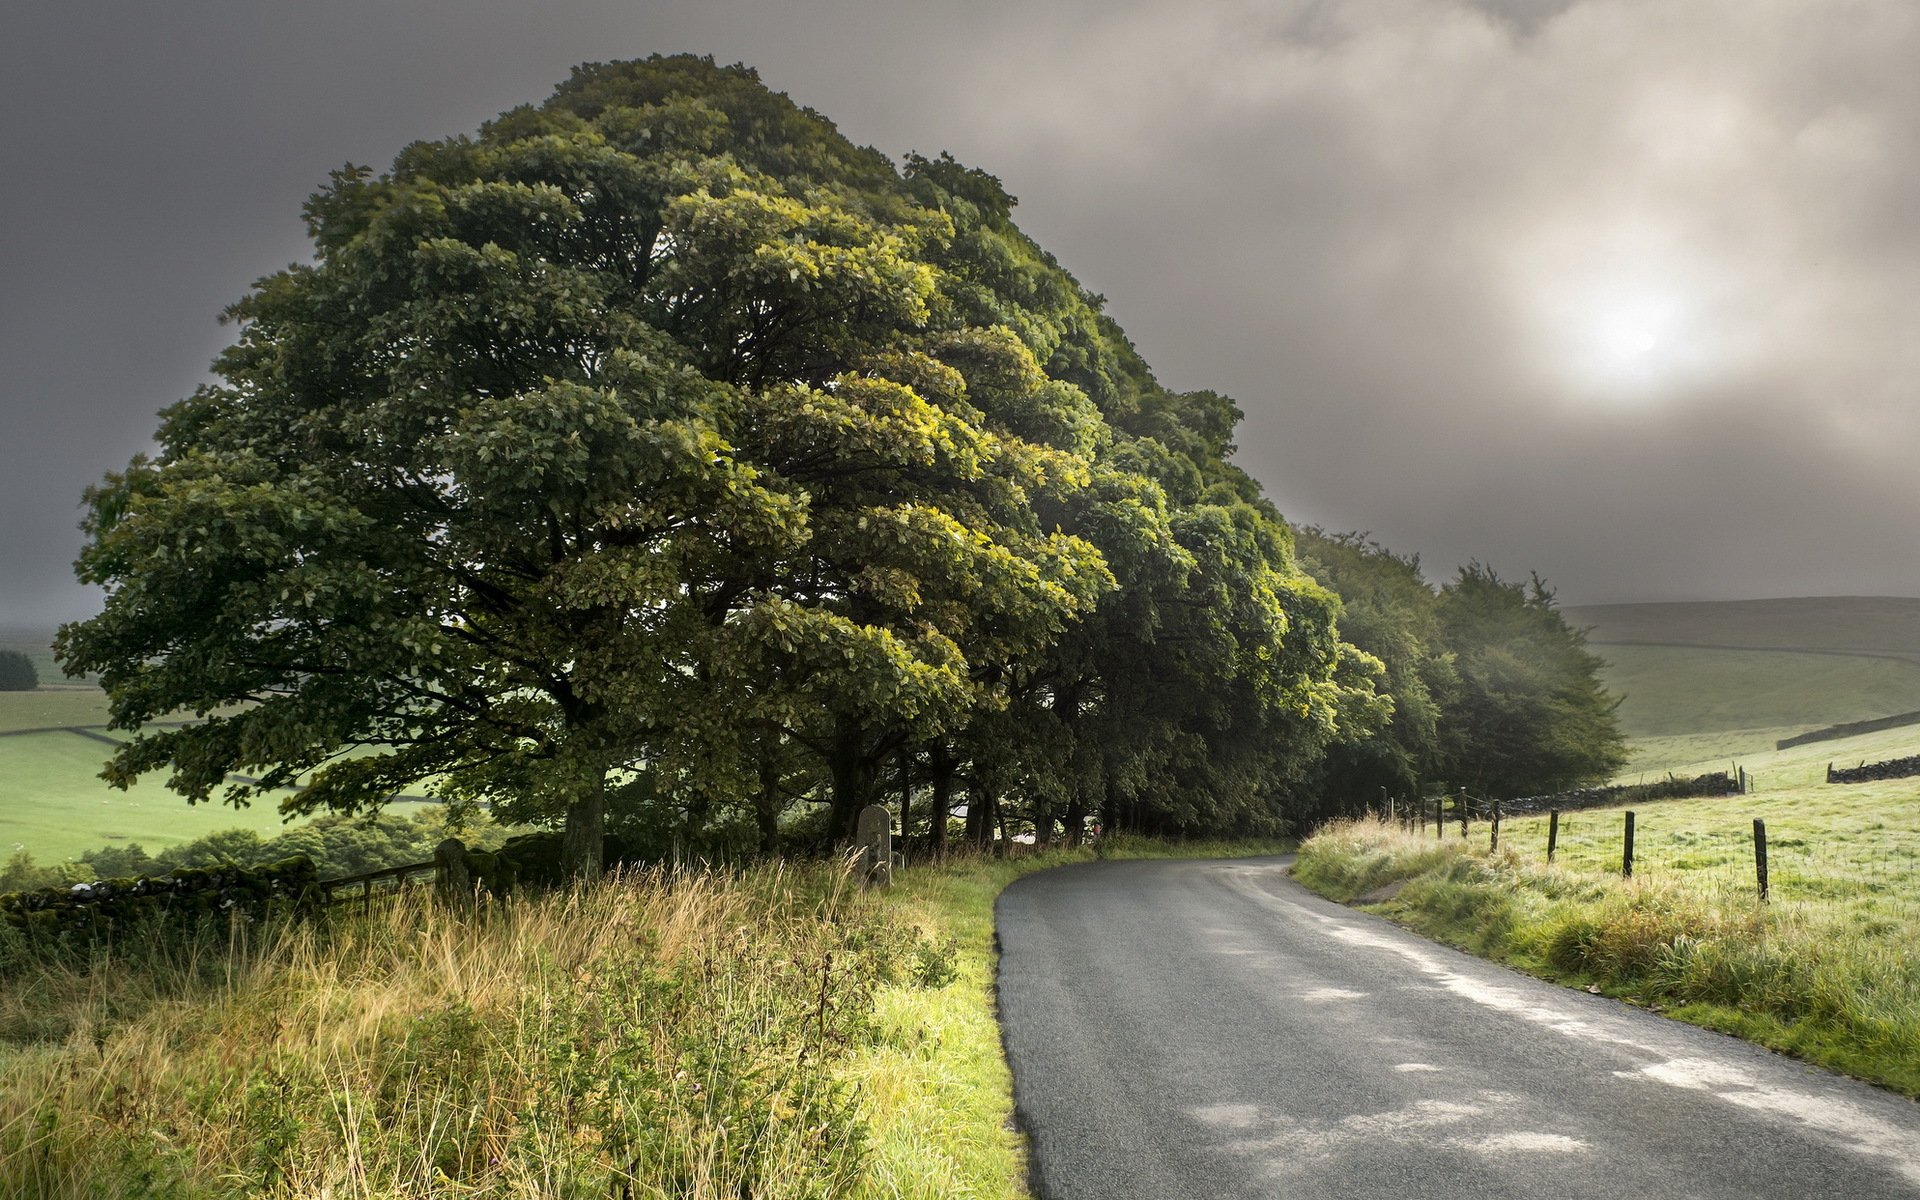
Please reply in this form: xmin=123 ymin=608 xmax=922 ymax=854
xmin=0 ymin=838 xmax=1284 ymax=1197
xmin=1595 ymin=643 xmax=1920 ymax=738
xmin=1297 ymin=721 xmax=1920 ymax=1095
xmin=0 ymin=729 xmax=312 ymax=864
xmin=1566 ymin=595 xmax=1920 ymax=660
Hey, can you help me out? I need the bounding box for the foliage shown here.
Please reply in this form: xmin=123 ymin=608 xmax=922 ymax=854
xmin=1436 ymin=565 xmax=1627 ymax=798
xmin=0 ymin=651 xmax=35 ymax=692
xmin=57 ymin=55 xmax=1371 ymax=862
xmin=1294 ymin=534 xmax=1626 ymax=814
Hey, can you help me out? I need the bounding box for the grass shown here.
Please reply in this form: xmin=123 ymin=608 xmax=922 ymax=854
xmin=0 ymin=689 xmax=114 ymax=735
xmin=1624 ymin=722 xmax=1920 ymax=791
xmin=1296 ymin=781 xmax=1920 ymax=1096
xmin=0 ymin=730 xmax=311 ymax=864
xmin=1594 ymin=644 xmax=1920 ymax=737
xmin=0 ymin=836 xmax=1285 ymax=1197
xmin=1565 ymin=596 xmax=1920 ymax=658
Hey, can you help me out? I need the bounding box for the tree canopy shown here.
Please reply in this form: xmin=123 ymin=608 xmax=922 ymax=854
xmin=59 ymin=56 xmax=1392 ymax=869
xmin=1295 ymin=531 xmax=1626 ymax=809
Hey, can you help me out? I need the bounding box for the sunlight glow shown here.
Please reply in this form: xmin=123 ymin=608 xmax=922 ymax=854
xmin=1509 ymin=217 xmax=1734 ymax=405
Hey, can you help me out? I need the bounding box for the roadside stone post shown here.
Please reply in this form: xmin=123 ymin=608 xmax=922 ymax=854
xmin=434 ymin=838 xmax=471 ymax=904
xmin=856 ymin=804 xmax=893 ymax=889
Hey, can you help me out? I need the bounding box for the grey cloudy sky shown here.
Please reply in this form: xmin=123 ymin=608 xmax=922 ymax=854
xmin=5 ymin=0 xmax=1918 ymax=627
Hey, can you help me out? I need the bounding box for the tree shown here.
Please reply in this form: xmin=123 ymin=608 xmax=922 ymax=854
xmin=0 ymin=650 xmax=36 ymax=691
xmin=1434 ymin=564 xmax=1626 ymax=799
xmin=1292 ymin=528 xmax=1456 ymax=818
xmin=59 ymin=57 xmax=1373 ymax=864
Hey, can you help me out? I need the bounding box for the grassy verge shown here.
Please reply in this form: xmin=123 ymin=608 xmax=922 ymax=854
xmin=1295 ymin=816 xmax=1920 ymax=1097
xmin=0 ymin=836 xmax=1284 ymax=1197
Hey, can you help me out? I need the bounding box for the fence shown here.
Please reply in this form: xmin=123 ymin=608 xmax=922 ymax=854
xmin=1826 ymin=753 xmax=1920 ymax=784
xmin=1378 ymin=795 xmax=1920 ymax=925
xmin=314 ymin=859 xmax=442 ymax=908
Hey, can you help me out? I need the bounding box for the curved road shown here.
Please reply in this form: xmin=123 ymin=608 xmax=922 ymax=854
xmin=996 ymin=857 xmax=1920 ymax=1198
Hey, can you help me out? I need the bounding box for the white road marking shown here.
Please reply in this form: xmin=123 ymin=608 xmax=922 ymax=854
xmin=1222 ymin=867 xmax=1920 ymax=1186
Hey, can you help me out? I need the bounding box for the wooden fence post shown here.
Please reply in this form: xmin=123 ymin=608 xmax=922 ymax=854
xmin=1459 ymin=792 xmax=1469 ymax=840
xmin=1622 ymin=810 xmax=1636 ymax=879
xmin=1436 ymin=796 xmax=1445 ymax=840
xmin=1753 ymin=818 xmax=1769 ymax=902
xmin=1547 ymin=810 xmax=1560 ymax=864
xmin=1490 ymin=801 xmax=1501 ymax=852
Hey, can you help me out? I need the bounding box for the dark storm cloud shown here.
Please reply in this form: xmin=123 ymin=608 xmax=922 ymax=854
xmin=5 ymin=0 xmax=1918 ymax=628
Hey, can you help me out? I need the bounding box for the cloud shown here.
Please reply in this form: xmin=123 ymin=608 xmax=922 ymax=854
xmin=3 ymin=0 xmax=1918 ymax=622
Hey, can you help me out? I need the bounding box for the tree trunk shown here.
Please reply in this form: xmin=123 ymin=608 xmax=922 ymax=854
xmin=897 ymin=749 xmax=914 ymax=863
xmin=928 ymin=743 xmax=954 ymax=856
xmin=561 ymin=773 xmax=606 ymax=879
xmin=755 ymin=758 xmax=783 ymax=855
xmin=827 ymin=724 xmax=876 ymax=842
xmin=964 ymin=782 xmax=994 ymax=847
xmin=1064 ymin=798 xmax=1087 ymax=847
xmin=1099 ymin=778 xmax=1119 ymax=839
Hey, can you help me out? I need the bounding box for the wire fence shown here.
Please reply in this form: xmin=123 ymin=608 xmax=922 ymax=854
xmin=1383 ymin=794 xmax=1920 ymax=931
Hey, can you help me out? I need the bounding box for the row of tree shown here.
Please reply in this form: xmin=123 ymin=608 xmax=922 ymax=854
xmin=56 ymin=57 xmax=1623 ymax=873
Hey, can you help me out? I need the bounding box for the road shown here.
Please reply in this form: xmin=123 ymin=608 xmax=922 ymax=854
xmin=995 ymin=856 xmax=1920 ymax=1198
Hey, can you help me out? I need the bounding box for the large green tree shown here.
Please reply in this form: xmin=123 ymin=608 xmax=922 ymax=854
xmin=60 ymin=57 xmax=1372 ymax=863
xmin=1434 ymin=564 xmax=1626 ymax=800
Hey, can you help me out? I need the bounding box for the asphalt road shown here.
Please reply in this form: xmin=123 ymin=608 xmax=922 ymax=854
xmin=995 ymin=856 xmax=1920 ymax=1199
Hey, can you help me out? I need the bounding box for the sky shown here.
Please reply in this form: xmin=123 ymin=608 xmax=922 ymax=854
xmin=5 ymin=0 xmax=1918 ymax=628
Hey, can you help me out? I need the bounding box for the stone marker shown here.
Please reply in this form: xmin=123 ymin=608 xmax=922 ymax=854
xmin=434 ymin=838 xmax=471 ymax=902
xmin=856 ymin=804 xmax=893 ymax=888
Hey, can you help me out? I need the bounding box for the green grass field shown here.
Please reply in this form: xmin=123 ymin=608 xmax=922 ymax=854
xmin=1300 ymin=723 xmax=1920 ymax=1095
xmin=0 ymin=730 xmax=308 ymax=863
xmin=1566 ymin=596 xmax=1920 ymax=659
xmin=0 ymin=687 xmax=113 ymax=733
xmin=1595 ymin=644 xmax=1920 ymax=737
xmin=1558 ymin=597 xmax=1920 ymax=743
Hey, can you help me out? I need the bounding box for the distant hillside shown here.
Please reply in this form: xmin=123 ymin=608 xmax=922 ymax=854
xmin=1565 ymin=596 xmax=1920 ymax=663
xmin=1562 ymin=597 xmax=1920 ymax=738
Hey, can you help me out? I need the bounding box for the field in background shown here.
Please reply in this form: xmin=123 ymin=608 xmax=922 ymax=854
xmin=1565 ymin=596 xmax=1920 ymax=660
xmin=1 ymin=628 xmax=302 ymax=863
xmin=0 ymin=730 xmax=310 ymax=862
xmin=0 ymin=688 xmax=113 ymax=733
xmin=1594 ymin=644 xmax=1920 ymax=738
xmin=1560 ymin=598 xmax=1920 ymax=765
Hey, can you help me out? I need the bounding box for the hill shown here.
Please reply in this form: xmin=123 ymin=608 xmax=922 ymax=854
xmin=1565 ymin=596 xmax=1920 ymax=661
xmin=1562 ymin=597 xmax=1920 ymax=741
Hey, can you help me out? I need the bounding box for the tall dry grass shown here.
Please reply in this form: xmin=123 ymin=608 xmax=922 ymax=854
xmin=0 ymin=866 xmax=900 ymax=1198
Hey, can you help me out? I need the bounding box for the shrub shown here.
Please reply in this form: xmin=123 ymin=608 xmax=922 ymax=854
xmin=0 ymin=650 xmax=35 ymax=691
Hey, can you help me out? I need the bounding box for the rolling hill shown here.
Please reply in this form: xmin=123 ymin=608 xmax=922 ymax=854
xmin=1563 ymin=597 xmax=1920 ymax=770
